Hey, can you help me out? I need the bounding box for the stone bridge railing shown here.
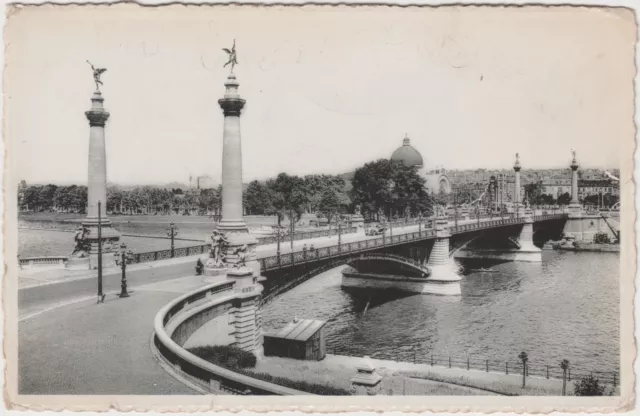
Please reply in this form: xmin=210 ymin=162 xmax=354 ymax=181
xmin=259 ymin=214 xmax=567 ymax=272
xmin=153 ymin=279 xmax=308 ymax=395
xmin=18 ymin=256 xmax=68 ymax=268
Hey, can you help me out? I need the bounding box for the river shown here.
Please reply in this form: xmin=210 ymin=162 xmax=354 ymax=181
xmin=262 ymin=251 xmax=619 ymax=376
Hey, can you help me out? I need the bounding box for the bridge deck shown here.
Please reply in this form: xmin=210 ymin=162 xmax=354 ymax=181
xmin=257 ymin=213 xmax=566 ymax=272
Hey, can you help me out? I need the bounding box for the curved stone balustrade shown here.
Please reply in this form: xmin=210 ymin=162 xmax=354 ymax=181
xmin=153 ymin=278 xmax=310 ymax=396
xmin=19 ymin=256 xmax=68 ymax=267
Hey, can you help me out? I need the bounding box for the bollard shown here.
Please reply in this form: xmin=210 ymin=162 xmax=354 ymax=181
xmin=506 ymin=362 xmax=509 ymax=375
xmin=486 ymin=360 xmax=489 ymax=373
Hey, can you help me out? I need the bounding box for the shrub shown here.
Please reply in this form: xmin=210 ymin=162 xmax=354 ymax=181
xmin=188 ymin=345 xmax=350 ymax=395
xmin=574 ymin=375 xmax=606 ymax=396
xmin=593 ymin=232 xmax=611 ymax=244
xmin=188 ymin=345 xmax=257 ymax=369
xmin=236 ymin=369 xmax=352 ymax=395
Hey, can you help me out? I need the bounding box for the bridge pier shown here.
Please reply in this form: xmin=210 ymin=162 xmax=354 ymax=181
xmin=454 ymin=214 xmax=542 ymax=262
xmin=424 ymin=219 xmax=462 ymax=296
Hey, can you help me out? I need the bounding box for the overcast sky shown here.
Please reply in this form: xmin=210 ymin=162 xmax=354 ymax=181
xmin=5 ymin=5 xmax=634 ymax=186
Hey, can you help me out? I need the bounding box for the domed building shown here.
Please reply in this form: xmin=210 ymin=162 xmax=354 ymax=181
xmin=390 ymin=134 xmax=424 ymax=168
xmin=389 ymin=134 xmax=452 ymax=196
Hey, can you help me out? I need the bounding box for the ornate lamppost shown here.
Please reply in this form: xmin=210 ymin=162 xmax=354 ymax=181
xmin=273 ymin=225 xmax=287 ymax=266
xmin=113 ymin=242 xmax=134 ymax=298
xmin=417 ymin=213 xmax=423 ymax=236
xmin=336 ymin=216 xmax=346 ymax=251
xmin=166 ymin=222 xmax=179 ymax=258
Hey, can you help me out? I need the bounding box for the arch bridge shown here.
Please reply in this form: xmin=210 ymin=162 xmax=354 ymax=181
xmin=257 ymin=213 xmax=567 ymax=297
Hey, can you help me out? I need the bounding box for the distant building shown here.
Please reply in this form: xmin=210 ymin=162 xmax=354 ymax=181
xmin=389 ymin=134 xmax=452 ymax=195
xmin=578 ymin=179 xmax=619 ymax=198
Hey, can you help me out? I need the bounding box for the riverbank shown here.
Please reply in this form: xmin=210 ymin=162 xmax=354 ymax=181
xmin=253 ymin=354 xmax=597 ymax=396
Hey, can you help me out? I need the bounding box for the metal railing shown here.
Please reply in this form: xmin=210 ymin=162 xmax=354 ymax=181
xmin=324 ymin=349 xmax=618 ymax=389
xmin=255 ymin=226 xmax=358 ymax=245
xmin=259 ymin=214 xmax=567 ymax=271
xmin=130 ymin=244 xmax=209 ymax=264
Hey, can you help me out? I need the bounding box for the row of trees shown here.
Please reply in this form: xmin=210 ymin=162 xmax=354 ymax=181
xmin=19 ymin=184 xmax=223 ymax=215
xmin=18 ymin=159 xmax=445 ymax=223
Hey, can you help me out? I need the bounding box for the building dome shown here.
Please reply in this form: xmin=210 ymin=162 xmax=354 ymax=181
xmin=390 ymin=134 xmax=424 ymax=168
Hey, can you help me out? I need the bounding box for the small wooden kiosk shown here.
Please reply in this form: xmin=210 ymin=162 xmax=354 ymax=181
xmin=264 ymin=319 xmax=327 ymax=361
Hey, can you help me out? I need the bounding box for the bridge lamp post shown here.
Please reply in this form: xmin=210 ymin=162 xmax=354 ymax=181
xmin=273 ymin=225 xmax=287 ymax=266
xmin=166 ymin=222 xmax=179 ymax=258
xmin=417 ymin=213 xmax=423 ymax=236
xmin=336 ymin=216 xmax=346 ymax=252
xmin=114 ymin=242 xmax=134 ymax=298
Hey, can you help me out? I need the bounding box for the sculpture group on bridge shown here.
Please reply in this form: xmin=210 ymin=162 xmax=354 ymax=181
xmin=71 ymin=226 xmax=91 ymax=258
xmin=209 ymin=230 xmax=229 ymax=267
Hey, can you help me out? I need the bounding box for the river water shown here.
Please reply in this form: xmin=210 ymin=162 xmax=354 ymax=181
xmin=262 ymin=251 xmax=619 ymax=375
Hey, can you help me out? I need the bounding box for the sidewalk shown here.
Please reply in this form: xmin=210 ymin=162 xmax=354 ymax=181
xmin=19 ymin=275 xmax=206 ymax=395
xmin=19 ymin=222 xmax=424 ymax=289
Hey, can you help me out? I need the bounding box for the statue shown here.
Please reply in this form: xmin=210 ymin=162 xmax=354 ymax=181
xmin=227 ymin=244 xmax=249 ymax=268
xmin=571 ymin=149 xmax=576 ymax=161
xmin=86 ymin=60 xmax=107 ymax=92
xmin=209 ymin=230 xmax=229 ymax=267
xmin=71 ymin=226 xmax=91 ymax=257
xmin=222 ymin=40 xmax=238 ymax=74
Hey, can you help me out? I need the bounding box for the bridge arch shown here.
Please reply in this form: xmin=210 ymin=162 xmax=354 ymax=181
xmin=261 ymin=253 xmax=430 ymax=308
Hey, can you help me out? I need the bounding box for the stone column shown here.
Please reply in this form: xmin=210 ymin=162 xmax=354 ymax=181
xmin=513 ymin=153 xmax=524 ymax=216
xmin=67 ymin=91 xmax=120 ymax=269
xmin=423 ymin=218 xmax=462 ymax=295
xmin=218 ymin=74 xmax=249 ymax=233
xmin=568 ymin=151 xmax=583 ymax=217
xmin=204 ymin=73 xmax=259 ymax=280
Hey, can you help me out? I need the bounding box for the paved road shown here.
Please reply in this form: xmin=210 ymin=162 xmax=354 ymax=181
xmin=19 ymin=261 xmax=196 ymax=320
xmin=19 ymin=287 xmax=197 ymax=395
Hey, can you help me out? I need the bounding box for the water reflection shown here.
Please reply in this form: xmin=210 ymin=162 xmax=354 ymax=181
xmin=262 ymin=252 xmax=619 ymax=373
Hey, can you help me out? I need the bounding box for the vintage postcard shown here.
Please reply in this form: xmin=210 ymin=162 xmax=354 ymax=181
xmin=2 ymin=3 xmax=636 ymax=413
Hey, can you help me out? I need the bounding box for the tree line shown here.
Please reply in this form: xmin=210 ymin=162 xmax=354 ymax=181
xmin=19 ymin=158 xmax=435 ymax=223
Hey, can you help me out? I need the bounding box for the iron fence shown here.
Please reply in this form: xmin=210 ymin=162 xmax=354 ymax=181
xmin=259 ymin=214 xmax=567 ymax=271
xmin=256 ymin=226 xmax=358 ymax=246
xmin=130 ymin=244 xmax=209 ymax=265
xmin=323 ymin=349 xmax=618 ymax=388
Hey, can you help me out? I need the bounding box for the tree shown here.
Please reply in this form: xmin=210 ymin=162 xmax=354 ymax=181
xmin=244 ymin=180 xmax=272 ymax=215
xmin=518 ymin=352 xmax=528 ymax=388
xmin=351 ymin=159 xmax=393 ymax=220
xmin=318 ymin=188 xmax=341 ymax=229
xmin=557 ymin=192 xmax=572 ymax=205
xmin=267 ymin=173 xmax=308 ymax=246
xmin=574 ymin=374 xmax=606 ymax=396
xmin=560 ymin=359 xmax=570 ymax=396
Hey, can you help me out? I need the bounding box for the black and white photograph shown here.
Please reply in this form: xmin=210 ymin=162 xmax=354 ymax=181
xmin=2 ymin=3 xmax=636 ymax=412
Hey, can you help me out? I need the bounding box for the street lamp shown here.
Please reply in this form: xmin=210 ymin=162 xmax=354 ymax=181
xmin=417 ymin=213 xmax=423 ymax=236
xmin=336 ymin=215 xmax=346 ymax=251
xmin=166 ymin=222 xmax=180 ymax=258
xmin=273 ymin=225 xmax=287 ymax=266
xmin=113 ymin=242 xmax=134 ymax=298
